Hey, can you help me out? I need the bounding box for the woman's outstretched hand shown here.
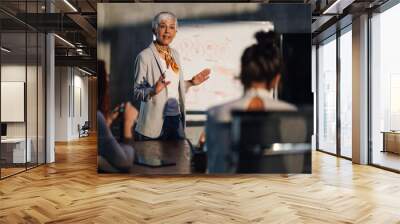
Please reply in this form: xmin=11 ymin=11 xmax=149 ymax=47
xmin=191 ymin=68 xmax=211 ymax=86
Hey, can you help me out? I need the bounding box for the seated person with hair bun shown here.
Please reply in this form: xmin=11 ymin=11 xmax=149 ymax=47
xmin=205 ymin=31 xmax=296 ymax=173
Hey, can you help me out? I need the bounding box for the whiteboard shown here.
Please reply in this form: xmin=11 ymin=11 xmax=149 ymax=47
xmin=1 ymin=82 xmax=25 ymax=122
xmin=170 ymin=21 xmax=274 ymax=111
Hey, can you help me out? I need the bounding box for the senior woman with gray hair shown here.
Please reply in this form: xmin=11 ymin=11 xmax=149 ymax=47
xmin=133 ymin=12 xmax=211 ymax=140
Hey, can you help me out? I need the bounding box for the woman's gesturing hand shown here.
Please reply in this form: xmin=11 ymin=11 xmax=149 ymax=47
xmin=152 ymin=74 xmax=171 ymax=96
xmin=191 ymin=68 xmax=211 ymax=86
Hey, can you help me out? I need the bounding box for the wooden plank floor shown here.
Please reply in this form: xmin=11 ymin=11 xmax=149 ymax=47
xmin=1 ymin=167 xmax=26 ymax=178
xmin=1 ymin=135 xmax=400 ymax=223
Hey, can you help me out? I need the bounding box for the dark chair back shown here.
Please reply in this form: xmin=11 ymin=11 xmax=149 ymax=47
xmin=231 ymin=107 xmax=313 ymax=173
xmin=205 ymin=115 xmax=234 ymax=173
xmin=82 ymin=121 xmax=90 ymax=130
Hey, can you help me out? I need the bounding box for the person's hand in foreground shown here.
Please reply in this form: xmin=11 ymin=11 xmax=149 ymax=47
xmin=106 ymin=105 xmax=120 ymax=128
xmin=197 ymin=131 xmax=206 ymax=149
xmin=123 ymin=102 xmax=138 ymax=139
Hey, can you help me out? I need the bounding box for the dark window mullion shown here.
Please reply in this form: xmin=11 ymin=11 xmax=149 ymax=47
xmin=336 ymin=29 xmax=341 ymax=157
xmin=36 ymin=3 xmax=39 ymax=168
xmin=25 ymin=0 xmax=28 ymax=171
xmin=316 ymin=44 xmax=320 ymax=151
xmin=367 ymin=12 xmax=373 ymax=165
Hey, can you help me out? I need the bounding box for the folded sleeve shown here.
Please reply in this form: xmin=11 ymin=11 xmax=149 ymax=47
xmin=133 ymin=54 xmax=154 ymax=102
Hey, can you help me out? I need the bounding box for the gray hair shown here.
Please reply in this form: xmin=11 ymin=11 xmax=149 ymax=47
xmin=152 ymin=12 xmax=178 ymax=32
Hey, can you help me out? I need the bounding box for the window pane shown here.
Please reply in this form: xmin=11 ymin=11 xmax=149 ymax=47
xmin=371 ymin=3 xmax=400 ymax=171
xmin=340 ymin=29 xmax=352 ymax=158
xmin=27 ymin=31 xmax=38 ymax=169
xmin=38 ymin=33 xmax=45 ymax=165
xmin=318 ymin=37 xmax=337 ymax=154
xmin=1 ymin=31 xmax=28 ymax=177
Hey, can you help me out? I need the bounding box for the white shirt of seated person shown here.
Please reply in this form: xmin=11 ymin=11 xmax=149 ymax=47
xmin=208 ymin=88 xmax=297 ymax=123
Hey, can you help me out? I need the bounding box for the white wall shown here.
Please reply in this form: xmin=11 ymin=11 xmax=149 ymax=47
xmin=55 ymin=67 xmax=69 ymax=141
xmin=1 ymin=65 xmax=36 ymax=138
xmin=1 ymin=63 xmax=46 ymax=164
xmin=72 ymin=73 xmax=89 ymax=138
xmin=1 ymin=65 xmax=26 ymax=138
xmin=55 ymin=67 xmax=89 ymax=141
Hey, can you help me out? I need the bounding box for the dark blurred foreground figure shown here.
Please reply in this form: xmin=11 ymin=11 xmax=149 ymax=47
xmin=97 ymin=60 xmax=138 ymax=173
xmin=205 ymin=31 xmax=296 ymax=173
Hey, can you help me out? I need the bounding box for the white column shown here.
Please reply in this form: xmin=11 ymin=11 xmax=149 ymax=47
xmin=352 ymin=14 xmax=369 ymax=164
xmin=55 ymin=67 xmax=73 ymax=141
xmin=46 ymin=1 xmax=55 ymax=163
xmin=46 ymin=33 xmax=55 ymax=163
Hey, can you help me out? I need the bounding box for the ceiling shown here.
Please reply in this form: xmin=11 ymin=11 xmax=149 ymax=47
xmin=0 ymin=0 xmax=391 ymax=74
xmin=1 ymin=0 xmax=97 ymax=72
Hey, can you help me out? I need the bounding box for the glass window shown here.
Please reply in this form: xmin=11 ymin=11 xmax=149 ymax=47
xmin=0 ymin=2 xmax=46 ymax=179
xmin=27 ymin=30 xmax=38 ymax=169
xmin=317 ymin=36 xmax=337 ymax=154
xmin=1 ymin=31 xmax=28 ymax=178
xmin=38 ymin=32 xmax=46 ymax=165
xmin=371 ymin=3 xmax=400 ymax=171
xmin=339 ymin=28 xmax=352 ymax=158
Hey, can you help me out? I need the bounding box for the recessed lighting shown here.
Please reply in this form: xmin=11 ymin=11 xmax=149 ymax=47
xmin=78 ymin=67 xmax=92 ymax=76
xmin=63 ymin=0 xmax=78 ymax=12
xmin=54 ymin=34 xmax=75 ymax=48
xmin=1 ymin=47 xmax=11 ymax=53
xmin=322 ymin=0 xmax=350 ymax=15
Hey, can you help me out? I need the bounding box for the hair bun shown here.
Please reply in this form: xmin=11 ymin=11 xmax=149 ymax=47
xmin=255 ymin=31 xmax=278 ymax=48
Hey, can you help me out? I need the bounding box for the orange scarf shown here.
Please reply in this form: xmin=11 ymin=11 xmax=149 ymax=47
xmin=154 ymin=42 xmax=179 ymax=74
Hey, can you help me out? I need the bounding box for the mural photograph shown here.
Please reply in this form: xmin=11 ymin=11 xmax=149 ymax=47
xmin=97 ymin=3 xmax=313 ymax=174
